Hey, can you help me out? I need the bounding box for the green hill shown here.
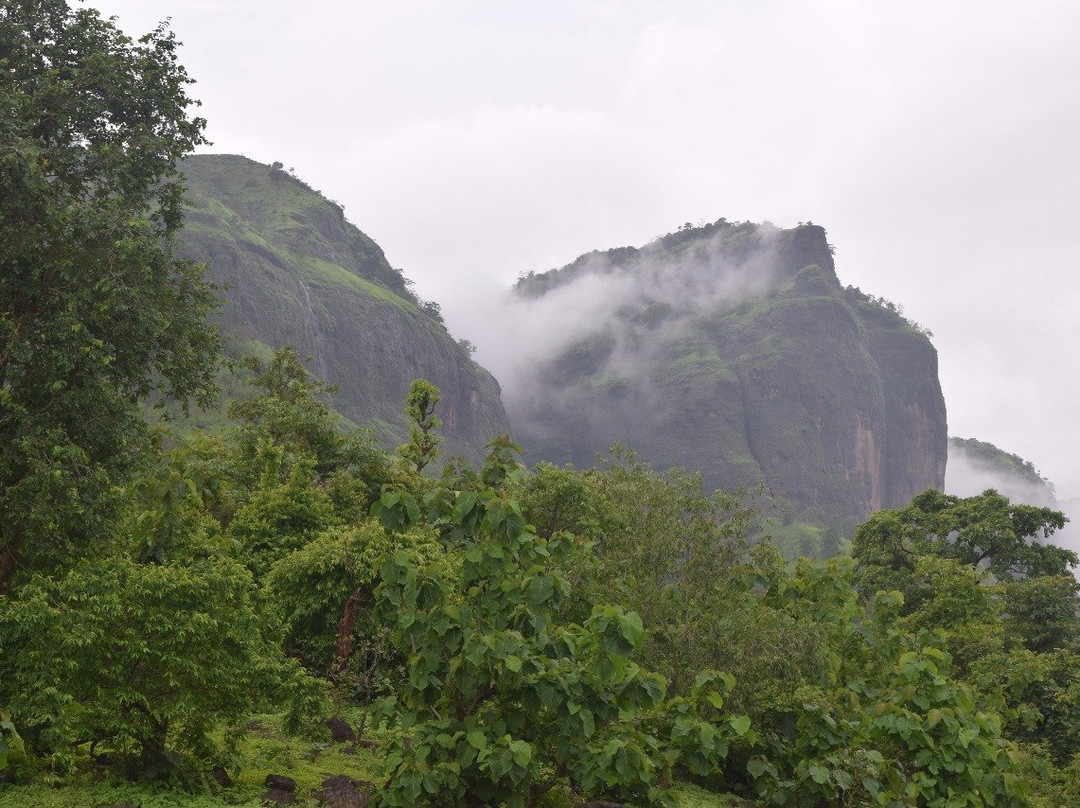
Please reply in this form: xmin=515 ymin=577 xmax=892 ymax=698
xmin=177 ymin=154 xmax=509 ymax=462
xmin=947 ymin=436 xmax=1058 ymax=507
xmin=507 ymin=220 xmax=948 ymax=542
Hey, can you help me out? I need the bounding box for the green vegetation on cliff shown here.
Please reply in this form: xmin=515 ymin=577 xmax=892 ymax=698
xmin=948 ymin=437 xmax=1058 ymax=508
xmin=177 ymin=154 xmax=509 ymax=464
xmin=507 ymin=220 xmax=948 ymax=546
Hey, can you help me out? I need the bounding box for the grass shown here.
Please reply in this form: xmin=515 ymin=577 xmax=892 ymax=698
xmin=298 ymin=255 xmax=415 ymax=310
xmin=0 ymin=704 xmax=764 ymax=807
xmin=0 ymin=708 xmax=384 ymax=808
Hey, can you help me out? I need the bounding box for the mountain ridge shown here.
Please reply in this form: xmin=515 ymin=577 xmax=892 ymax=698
xmin=176 ymin=154 xmax=510 ymax=462
xmin=502 ymin=219 xmax=948 ymax=542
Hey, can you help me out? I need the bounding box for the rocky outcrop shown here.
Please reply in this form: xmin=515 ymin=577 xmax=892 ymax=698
xmin=177 ymin=154 xmax=509 ymax=463
xmin=507 ymin=220 xmax=948 ymax=539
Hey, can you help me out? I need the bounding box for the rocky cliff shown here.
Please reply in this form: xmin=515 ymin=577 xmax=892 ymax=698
xmin=177 ymin=154 xmax=509 ymax=462
xmin=507 ymin=220 xmax=948 ymax=539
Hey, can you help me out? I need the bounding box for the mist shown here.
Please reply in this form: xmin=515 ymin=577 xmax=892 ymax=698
xmin=946 ymin=440 xmax=1080 ymax=561
xmin=448 ymin=220 xmax=788 ymax=413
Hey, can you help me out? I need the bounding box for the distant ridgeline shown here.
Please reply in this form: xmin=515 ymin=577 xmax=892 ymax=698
xmin=505 ymin=220 xmax=948 ymax=546
xmin=175 ymin=156 xmax=950 ymax=547
xmin=947 ymin=436 xmax=1058 ymax=508
xmin=176 ymin=154 xmax=509 ymax=463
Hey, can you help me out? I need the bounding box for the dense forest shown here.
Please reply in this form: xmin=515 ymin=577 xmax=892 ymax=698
xmin=2 ymin=3 xmax=1079 ymax=807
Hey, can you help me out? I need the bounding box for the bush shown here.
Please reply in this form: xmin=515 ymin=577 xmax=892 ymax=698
xmin=265 ymin=522 xmax=440 ymax=700
xmin=373 ymin=442 xmax=751 ymax=807
xmin=0 ymin=556 xmax=326 ymax=778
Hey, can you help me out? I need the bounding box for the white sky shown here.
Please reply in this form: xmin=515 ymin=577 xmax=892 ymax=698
xmin=91 ymin=0 xmax=1080 ymax=500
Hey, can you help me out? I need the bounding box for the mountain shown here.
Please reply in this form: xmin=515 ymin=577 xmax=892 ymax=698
xmin=946 ymin=437 xmax=1058 ymax=508
xmin=177 ymin=154 xmax=509 ymax=462
xmin=504 ymin=220 xmax=948 ymax=540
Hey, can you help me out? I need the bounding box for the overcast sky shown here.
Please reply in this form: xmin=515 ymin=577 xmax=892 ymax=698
xmin=92 ymin=0 xmax=1080 ymax=501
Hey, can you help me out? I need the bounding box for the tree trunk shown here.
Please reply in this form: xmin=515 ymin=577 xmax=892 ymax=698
xmin=140 ymin=716 xmax=170 ymax=777
xmin=329 ymin=583 xmax=363 ymax=683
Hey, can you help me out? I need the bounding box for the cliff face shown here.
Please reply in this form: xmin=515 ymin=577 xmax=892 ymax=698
xmin=508 ymin=220 xmax=948 ymax=536
xmin=178 ymin=154 xmax=509 ymax=462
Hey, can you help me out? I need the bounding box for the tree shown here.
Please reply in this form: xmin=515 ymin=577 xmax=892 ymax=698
xmin=399 ymin=379 xmax=442 ymax=473
xmin=853 ymin=489 xmax=1074 ymax=608
xmin=521 ymin=449 xmax=764 ymax=699
xmin=0 ymin=555 xmax=325 ymax=778
xmin=374 ymin=442 xmax=751 ymax=807
xmin=228 ymin=348 xmax=383 ymax=482
xmin=0 ymin=1 xmax=220 ymax=592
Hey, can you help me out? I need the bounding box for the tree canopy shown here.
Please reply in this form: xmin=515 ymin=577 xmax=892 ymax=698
xmin=0 ymin=0 xmax=221 ymax=592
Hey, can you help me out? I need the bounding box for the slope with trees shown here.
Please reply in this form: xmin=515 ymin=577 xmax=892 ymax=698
xmin=176 ymin=153 xmax=510 ymax=464
xmin=508 ymin=221 xmax=948 ymax=548
xmin=3 ymin=4 xmax=1079 ymax=806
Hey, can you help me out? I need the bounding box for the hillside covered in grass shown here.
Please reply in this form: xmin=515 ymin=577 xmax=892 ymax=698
xmin=177 ymin=154 xmax=509 ymax=463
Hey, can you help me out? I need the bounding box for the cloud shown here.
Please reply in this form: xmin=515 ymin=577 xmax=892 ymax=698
xmin=946 ymin=441 xmax=1079 ymax=560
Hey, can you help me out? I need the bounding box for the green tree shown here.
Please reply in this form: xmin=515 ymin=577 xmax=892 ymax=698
xmin=374 ymin=442 xmax=750 ymax=807
xmin=853 ymin=489 xmax=1073 ymax=604
xmin=0 ymin=555 xmax=325 ymax=778
xmin=522 ymin=448 xmax=757 ymax=697
xmin=229 ymin=348 xmax=383 ymax=483
xmin=0 ymin=0 xmax=220 ymax=592
xmin=750 ymin=591 xmax=1027 ymax=807
xmin=1001 ymin=574 xmax=1080 ymax=654
xmin=225 ymin=456 xmax=337 ymax=578
xmin=399 ymin=379 xmax=442 ymax=473
xmin=264 ymin=522 xmax=440 ymax=698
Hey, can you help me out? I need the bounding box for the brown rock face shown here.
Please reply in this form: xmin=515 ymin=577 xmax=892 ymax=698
xmin=507 ymin=220 xmax=948 ymax=543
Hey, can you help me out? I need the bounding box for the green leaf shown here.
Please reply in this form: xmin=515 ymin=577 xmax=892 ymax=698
xmin=467 ymin=731 xmax=486 ymax=750
xmin=509 ymin=739 xmax=533 ymax=767
xmin=729 ymin=715 xmax=751 ymax=736
xmin=747 ymin=757 xmax=769 ymax=779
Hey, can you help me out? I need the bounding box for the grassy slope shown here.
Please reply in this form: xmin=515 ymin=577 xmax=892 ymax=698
xmin=173 ymin=155 xmax=510 ymax=464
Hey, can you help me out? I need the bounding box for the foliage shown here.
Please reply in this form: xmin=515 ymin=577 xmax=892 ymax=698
xmin=523 ymin=447 xmax=757 ymax=697
xmin=0 ymin=556 xmax=326 ymax=778
xmin=751 ymin=592 xmax=1027 ymax=807
xmin=264 ymin=523 xmax=439 ymax=700
xmin=399 ymin=379 xmax=442 ymax=473
xmin=1000 ymin=574 xmax=1080 ymax=654
xmin=225 ymin=457 xmax=338 ymax=578
xmin=853 ymin=489 xmax=1074 ymax=605
xmin=228 ymin=347 xmax=384 ymax=484
xmin=374 ymin=441 xmax=750 ymax=807
xmin=893 ymin=555 xmax=1003 ymax=678
xmin=0 ymin=0 xmax=220 ymax=592
xmin=973 ymin=648 xmax=1080 ymax=767
xmin=0 ymin=706 xmax=386 ymax=806
xmin=0 ymin=709 xmax=26 ymax=776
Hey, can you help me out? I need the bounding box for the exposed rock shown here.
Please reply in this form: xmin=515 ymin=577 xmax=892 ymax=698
xmin=315 ymin=774 xmax=374 ymax=808
xmin=264 ymin=773 xmax=297 ymax=792
xmin=508 ymin=220 xmax=948 ymax=545
xmin=325 ymin=716 xmax=356 ymax=743
xmin=212 ymin=766 xmax=233 ymax=787
xmin=177 ymin=154 xmax=509 ymax=464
